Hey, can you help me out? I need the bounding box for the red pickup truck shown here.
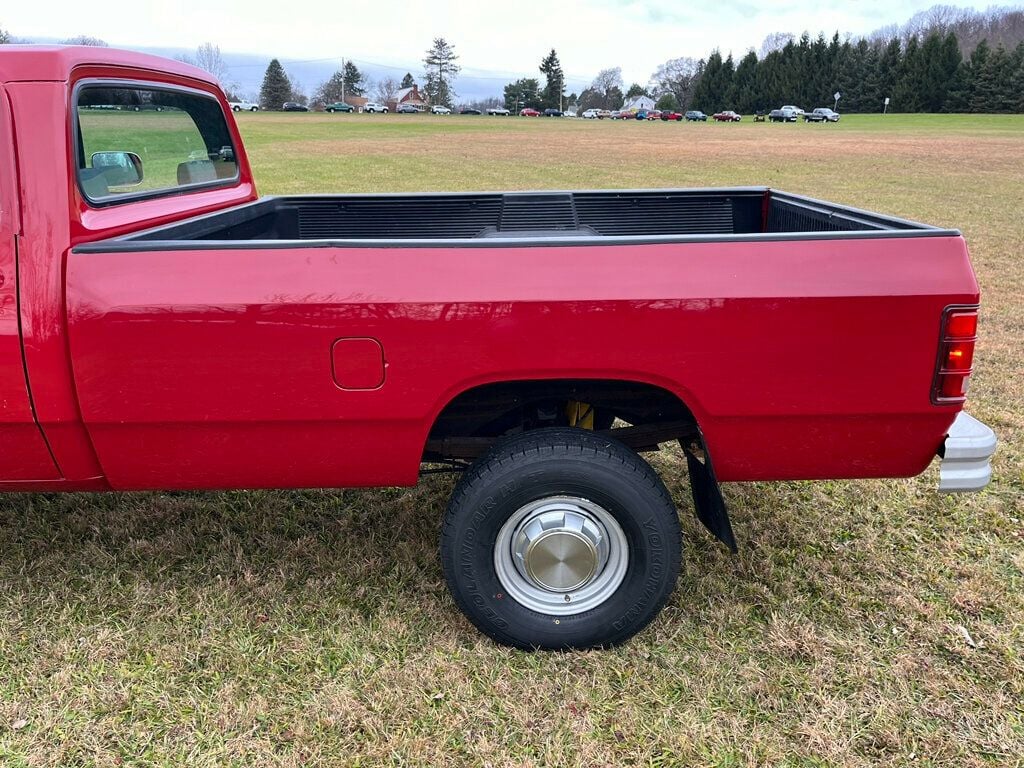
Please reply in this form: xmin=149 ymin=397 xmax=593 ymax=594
xmin=0 ymin=47 xmax=996 ymax=649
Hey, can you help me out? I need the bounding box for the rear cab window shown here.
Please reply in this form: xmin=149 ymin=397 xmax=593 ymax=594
xmin=75 ymin=82 xmax=238 ymax=205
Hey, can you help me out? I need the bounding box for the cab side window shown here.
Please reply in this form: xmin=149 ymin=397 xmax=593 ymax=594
xmin=76 ymin=84 xmax=237 ymax=204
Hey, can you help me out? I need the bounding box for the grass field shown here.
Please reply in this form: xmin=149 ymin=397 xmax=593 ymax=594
xmin=1 ymin=113 xmax=1022 ymax=767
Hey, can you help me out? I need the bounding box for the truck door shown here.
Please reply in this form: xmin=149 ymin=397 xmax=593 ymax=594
xmin=0 ymin=86 xmax=60 ymax=481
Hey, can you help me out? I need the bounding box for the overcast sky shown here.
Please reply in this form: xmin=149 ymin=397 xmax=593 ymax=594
xmin=4 ymin=0 xmax=993 ymax=86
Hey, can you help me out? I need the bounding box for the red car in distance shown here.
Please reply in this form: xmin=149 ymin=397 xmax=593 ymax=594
xmin=713 ymin=110 xmax=742 ymax=122
xmin=519 ymin=107 xmax=540 ymax=117
xmin=660 ymin=111 xmax=683 ymax=121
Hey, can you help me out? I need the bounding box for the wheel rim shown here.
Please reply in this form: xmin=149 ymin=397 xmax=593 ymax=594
xmin=494 ymin=496 xmax=629 ymax=616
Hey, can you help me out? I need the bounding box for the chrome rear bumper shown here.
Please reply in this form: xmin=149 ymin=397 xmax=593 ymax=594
xmin=938 ymin=412 xmax=997 ymax=492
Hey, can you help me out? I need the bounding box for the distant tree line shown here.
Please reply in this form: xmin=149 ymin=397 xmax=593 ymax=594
xmin=687 ymin=31 xmax=1024 ymax=114
xmin=567 ymin=5 xmax=1024 ymax=114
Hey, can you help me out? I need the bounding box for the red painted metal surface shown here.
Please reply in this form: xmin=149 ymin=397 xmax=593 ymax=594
xmin=2 ymin=47 xmax=255 ymax=488
xmin=332 ymin=338 xmax=387 ymax=390
xmin=0 ymin=84 xmax=61 ymax=481
xmin=64 ymin=237 xmax=978 ymax=490
xmin=0 ymin=47 xmax=983 ymax=493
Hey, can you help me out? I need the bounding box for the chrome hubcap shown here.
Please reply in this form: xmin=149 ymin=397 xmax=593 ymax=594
xmin=494 ymin=496 xmax=629 ymax=616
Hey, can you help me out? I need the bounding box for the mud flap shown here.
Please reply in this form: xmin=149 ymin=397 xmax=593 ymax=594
xmin=680 ymin=439 xmax=737 ymax=553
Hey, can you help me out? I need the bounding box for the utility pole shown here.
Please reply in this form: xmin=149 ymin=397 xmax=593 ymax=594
xmin=341 ymin=57 xmax=346 ymax=104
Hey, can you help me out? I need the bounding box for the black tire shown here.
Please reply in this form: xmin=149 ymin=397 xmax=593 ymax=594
xmin=440 ymin=428 xmax=681 ymax=650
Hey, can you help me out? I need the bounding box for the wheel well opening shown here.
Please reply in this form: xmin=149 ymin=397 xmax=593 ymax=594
xmin=424 ymin=379 xmax=699 ymax=461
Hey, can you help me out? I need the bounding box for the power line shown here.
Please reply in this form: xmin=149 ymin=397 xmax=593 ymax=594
xmin=224 ymin=53 xmax=594 ymax=84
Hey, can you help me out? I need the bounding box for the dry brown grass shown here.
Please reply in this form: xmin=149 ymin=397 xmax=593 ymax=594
xmin=1 ymin=113 xmax=1022 ymax=767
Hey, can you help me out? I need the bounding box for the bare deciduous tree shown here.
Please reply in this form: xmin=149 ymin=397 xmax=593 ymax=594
xmin=178 ymin=43 xmax=239 ymax=98
xmin=648 ymin=57 xmax=701 ymax=108
xmin=60 ymin=35 xmax=108 ymax=46
xmin=759 ymin=32 xmax=794 ymax=58
xmin=375 ymin=76 xmax=400 ymax=103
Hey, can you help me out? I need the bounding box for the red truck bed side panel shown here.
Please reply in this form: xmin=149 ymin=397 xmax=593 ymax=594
xmin=64 ymin=235 xmax=978 ymax=490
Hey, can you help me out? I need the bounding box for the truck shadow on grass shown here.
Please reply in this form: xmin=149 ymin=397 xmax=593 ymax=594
xmin=0 ymin=467 xmax=969 ymax=646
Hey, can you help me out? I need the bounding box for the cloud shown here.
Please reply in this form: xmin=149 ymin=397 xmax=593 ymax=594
xmin=5 ymin=0 xmax=993 ymax=91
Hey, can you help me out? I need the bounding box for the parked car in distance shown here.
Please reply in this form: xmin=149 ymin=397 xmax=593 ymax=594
xmin=781 ymin=105 xmax=806 ymax=116
xmin=805 ymin=107 xmax=840 ymax=123
xmin=582 ymin=108 xmax=601 ymax=119
xmin=430 ymin=105 xmax=451 ymax=115
xmin=282 ymin=102 xmax=308 ymax=112
xmin=461 ymin=107 xmax=482 ymax=115
xmin=713 ymin=110 xmax=742 ymax=122
xmin=229 ymin=100 xmax=259 ymax=112
xmin=363 ymin=102 xmax=388 ymax=113
xmin=597 ymin=109 xmax=613 ymax=119
xmin=519 ymin=107 xmax=540 ymax=116
xmin=660 ymin=111 xmax=684 ymax=121
xmin=543 ymin=108 xmax=563 ymax=117
xmin=485 ymin=106 xmax=510 ymax=115
xmin=397 ymin=104 xmax=422 ymax=113
xmin=610 ymin=110 xmax=628 ymax=119
xmin=769 ymin=107 xmax=799 ymax=122
xmin=564 ymin=109 xmax=578 ymax=118
xmin=325 ymin=102 xmax=354 ymax=113
xmin=684 ymin=110 xmax=708 ymax=121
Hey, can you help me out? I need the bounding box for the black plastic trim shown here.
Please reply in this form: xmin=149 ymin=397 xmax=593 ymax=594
xmin=72 ymin=187 xmax=960 ymax=253
xmin=930 ymin=303 xmax=980 ymax=406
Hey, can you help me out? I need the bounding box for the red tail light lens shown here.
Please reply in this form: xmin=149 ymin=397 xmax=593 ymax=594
xmin=932 ymin=306 xmax=978 ymax=404
xmin=944 ymin=341 xmax=975 ymax=371
xmin=946 ymin=312 xmax=978 ymax=339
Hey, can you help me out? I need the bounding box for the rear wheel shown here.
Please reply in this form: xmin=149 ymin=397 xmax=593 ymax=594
xmin=440 ymin=428 xmax=681 ymax=649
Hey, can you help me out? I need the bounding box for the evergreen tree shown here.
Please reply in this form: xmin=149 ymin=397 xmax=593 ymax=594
xmin=876 ymin=38 xmax=901 ymax=111
xmin=655 ymin=93 xmax=680 ymax=111
xmin=401 ymin=72 xmax=415 ymax=89
xmin=539 ymin=49 xmax=565 ymax=109
xmin=1013 ymin=42 xmax=1024 ymax=112
xmin=721 ymin=54 xmax=736 ymax=107
xmin=423 ymin=38 xmax=460 ymax=107
xmin=978 ymin=44 xmax=1016 ymax=111
xmin=730 ymin=50 xmax=759 ymax=113
xmin=858 ymin=41 xmax=882 ymax=112
xmin=624 ymin=83 xmax=648 ymax=100
xmin=342 ymin=61 xmax=366 ymax=97
xmin=503 ymin=77 xmax=541 ymax=111
xmin=259 ymin=59 xmax=292 ymax=110
xmin=894 ymin=35 xmax=926 ymax=112
xmin=691 ymin=51 xmax=725 ymax=111
xmin=1 ymin=26 xmax=12 ymax=44
xmin=967 ymin=40 xmax=996 ymax=112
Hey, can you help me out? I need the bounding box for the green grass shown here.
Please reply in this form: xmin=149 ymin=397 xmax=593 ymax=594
xmin=2 ymin=113 xmax=1022 ymax=767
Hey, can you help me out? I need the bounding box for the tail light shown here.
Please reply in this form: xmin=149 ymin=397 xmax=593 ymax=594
xmin=932 ymin=306 xmax=978 ymax=404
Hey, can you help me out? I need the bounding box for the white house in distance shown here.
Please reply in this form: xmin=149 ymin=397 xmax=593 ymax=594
xmin=622 ymin=95 xmax=656 ymax=112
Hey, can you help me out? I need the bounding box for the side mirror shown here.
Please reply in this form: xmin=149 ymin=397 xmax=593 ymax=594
xmin=91 ymin=151 xmax=143 ymax=186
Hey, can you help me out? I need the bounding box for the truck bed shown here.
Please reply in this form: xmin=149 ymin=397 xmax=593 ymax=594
xmin=79 ymin=188 xmax=953 ymax=249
